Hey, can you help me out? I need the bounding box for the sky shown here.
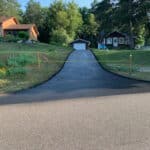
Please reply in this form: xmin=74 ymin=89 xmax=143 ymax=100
xmin=18 ymin=0 xmax=100 ymax=10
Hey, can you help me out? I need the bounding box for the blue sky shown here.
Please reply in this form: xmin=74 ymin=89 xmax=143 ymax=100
xmin=18 ymin=0 xmax=100 ymax=9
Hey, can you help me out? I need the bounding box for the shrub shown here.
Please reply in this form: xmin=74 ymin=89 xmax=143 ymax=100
xmin=7 ymin=67 xmax=27 ymax=76
xmin=18 ymin=31 xmax=29 ymax=40
xmin=7 ymin=54 xmax=37 ymax=67
xmin=0 ymin=68 xmax=7 ymax=78
xmin=7 ymin=57 xmax=20 ymax=67
xmin=0 ymin=79 xmax=9 ymax=87
xmin=2 ymin=34 xmax=20 ymax=42
xmin=51 ymin=29 xmax=72 ymax=46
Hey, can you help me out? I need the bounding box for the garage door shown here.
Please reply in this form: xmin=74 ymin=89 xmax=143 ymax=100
xmin=73 ymin=43 xmax=86 ymax=50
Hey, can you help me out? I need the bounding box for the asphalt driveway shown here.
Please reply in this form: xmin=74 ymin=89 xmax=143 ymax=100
xmin=0 ymin=50 xmax=150 ymax=104
xmin=0 ymin=50 xmax=150 ymax=150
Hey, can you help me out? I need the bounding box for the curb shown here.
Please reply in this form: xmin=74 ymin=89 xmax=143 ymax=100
xmin=12 ymin=50 xmax=74 ymax=94
xmin=90 ymin=49 xmax=150 ymax=83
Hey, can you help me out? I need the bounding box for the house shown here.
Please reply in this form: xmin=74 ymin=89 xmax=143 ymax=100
xmin=98 ymin=31 xmax=133 ymax=48
xmin=70 ymin=39 xmax=90 ymax=50
xmin=0 ymin=16 xmax=39 ymax=41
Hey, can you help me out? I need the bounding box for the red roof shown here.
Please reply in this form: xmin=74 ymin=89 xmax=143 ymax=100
xmin=0 ymin=16 xmax=10 ymax=23
xmin=0 ymin=16 xmax=18 ymax=24
xmin=4 ymin=24 xmax=39 ymax=35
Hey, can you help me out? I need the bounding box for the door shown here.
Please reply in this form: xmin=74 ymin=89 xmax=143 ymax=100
xmin=73 ymin=43 xmax=86 ymax=50
xmin=113 ymin=37 xmax=118 ymax=47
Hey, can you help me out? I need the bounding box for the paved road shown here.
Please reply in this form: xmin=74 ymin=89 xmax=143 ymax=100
xmin=0 ymin=50 xmax=150 ymax=150
xmin=0 ymin=50 xmax=149 ymax=104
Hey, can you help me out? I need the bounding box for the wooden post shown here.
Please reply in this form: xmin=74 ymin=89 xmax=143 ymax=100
xmin=129 ymin=53 xmax=133 ymax=75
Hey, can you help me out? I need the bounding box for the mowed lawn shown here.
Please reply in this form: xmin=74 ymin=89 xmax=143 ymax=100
xmin=0 ymin=42 xmax=72 ymax=93
xmin=92 ymin=49 xmax=150 ymax=81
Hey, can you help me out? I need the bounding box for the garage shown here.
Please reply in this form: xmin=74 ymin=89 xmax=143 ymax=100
xmin=73 ymin=43 xmax=86 ymax=50
xmin=70 ymin=39 xmax=90 ymax=50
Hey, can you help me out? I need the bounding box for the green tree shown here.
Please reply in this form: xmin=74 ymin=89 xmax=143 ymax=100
xmin=66 ymin=1 xmax=83 ymax=39
xmin=23 ymin=0 xmax=49 ymax=42
xmin=93 ymin=0 xmax=114 ymax=33
xmin=47 ymin=0 xmax=83 ymax=45
xmin=79 ymin=8 xmax=99 ymax=47
xmin=116 ymin=0 xmax=149 ymax=47
xmin=0 ymin=0 xmax=21 ymax=20
xmin=51 ymin=28 xmax=71 ymax=46
xmin=23 ymin=0 xmax=44 ymax=28
xmin=93 ymin=0 xmax=149 ymax=48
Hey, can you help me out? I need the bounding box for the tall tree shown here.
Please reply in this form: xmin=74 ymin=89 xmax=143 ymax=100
xmin=66 ymin=1 xmax=83 ymax=39
xmin=117 ymin=0 xmax=149 ymax=47
xmin=93 ymin=0 xmax=150 ymax=48
xmin=23 ymin=0 xmax=48 ymax=42
xmin=79 ymin=7 xmax=99 ymax=47
xmin=47 ymin=0 xmax=82 ymax=45
xmin=0 ymin=0 xmax=21 ymax=20
xmin=23 ymin=0 xmax=44 ymax=28
xmin=93 ymin=0 xmax=114 ymax=33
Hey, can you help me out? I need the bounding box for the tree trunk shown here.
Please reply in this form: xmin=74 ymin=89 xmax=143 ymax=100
xmin=129 ymin=20 xmax=134 ymax=49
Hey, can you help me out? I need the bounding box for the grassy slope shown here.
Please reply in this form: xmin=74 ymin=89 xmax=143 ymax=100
xmin=0 ymin=42 xmax=72 ymax=93
xmin=92 ymin=49 xmax=150 ymax=81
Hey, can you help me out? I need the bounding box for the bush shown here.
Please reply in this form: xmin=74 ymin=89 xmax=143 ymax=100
xmin=2 ymin=34 xmax=20 ymax=42
xmin=18 ymin=31 xmax=29 ymax=40
xmin=0 ymin=68 xmax=7 ymax=78
xmin=134 ymin=24 xmax=146 ymax=47
xmin=7 ymin=67 xmax=27 ymax=76
xmin=51 ymin=29 xmax=72 ymax=46
xmin=7 ymin=54 xmax=37 ymax=67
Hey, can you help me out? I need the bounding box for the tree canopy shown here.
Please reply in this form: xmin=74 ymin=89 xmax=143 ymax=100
xmin=0 ymin=0 xmax=149 ymax=47
xmin=92 ymin=0 xmax=150 ymax=47
xmin=0 ymin=0 xmax=21 ymax=20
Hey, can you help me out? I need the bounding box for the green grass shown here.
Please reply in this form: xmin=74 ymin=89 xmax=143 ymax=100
xmin=92 ymin=49 xmax=150 ymax=81
xmin=0 ymin=42 xmax=72 ymax=93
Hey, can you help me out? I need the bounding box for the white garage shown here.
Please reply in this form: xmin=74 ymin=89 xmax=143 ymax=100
xmin=73 ymin=43 xmax=86 ymax=50
xmin=70 ymin=39 xmax=90 ymax=51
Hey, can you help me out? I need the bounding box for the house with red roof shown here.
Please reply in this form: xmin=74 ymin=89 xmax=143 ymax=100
xmin=0 ymin=16 xmax=39 ymax=41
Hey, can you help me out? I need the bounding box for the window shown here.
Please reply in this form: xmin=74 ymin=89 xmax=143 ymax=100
xmin=119 ymin=37 xmax=124 ymax=44
xmin=107 ymin=38 xmax=112 ymax=44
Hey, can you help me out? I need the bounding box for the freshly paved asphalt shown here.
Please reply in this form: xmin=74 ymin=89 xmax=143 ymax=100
xmin=0 ymin=50 xmax=150 ymax=150
xmin=0 ymin=50 xmax=149 ymax=104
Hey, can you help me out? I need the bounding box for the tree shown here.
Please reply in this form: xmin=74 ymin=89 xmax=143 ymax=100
xmin=93 ymin=0 xmax=149 ymax=48
xmin=79 ymin=7 xmax=99 ymax=47
xmin=23 ymin=0 xmax=44 ymax=28
xmin=92 ymin=0 xmax=114 ymax=33
xmin=47 ymin=0 xmax=83 ymax=45
xmin=116 ymin=0 xmax=149 ymax=48
xmin=23 ymin=0 xmax=49 ymax=42
xmin=51 ymin=28 xmax=71 ymax=46
xmin=0 ymin=0 xmax=21 ymax=20
xmin=66 ymin=1 xmax=83 ymax=39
